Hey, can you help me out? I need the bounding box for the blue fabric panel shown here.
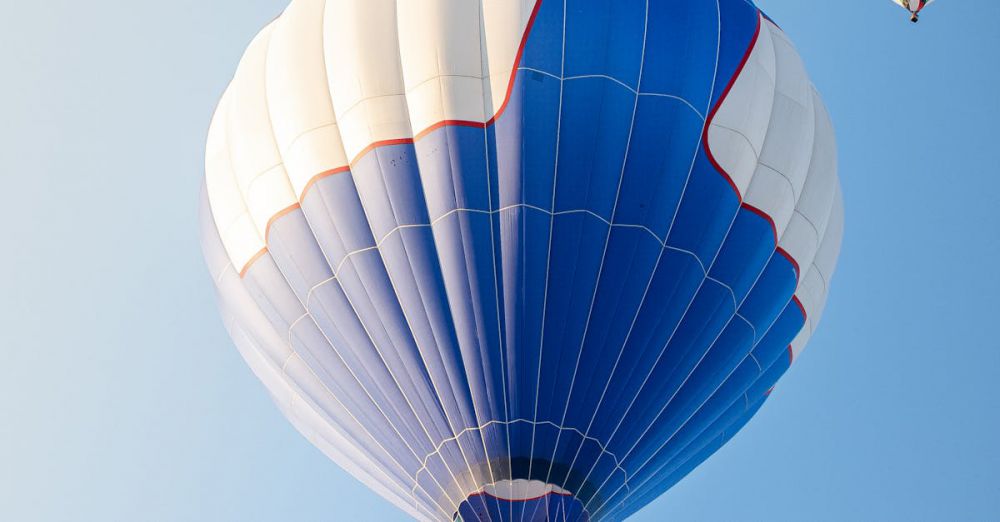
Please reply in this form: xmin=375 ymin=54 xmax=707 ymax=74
xmin=604 ymin=397 xmax=767 ymax=521
xmin=710 ymin=210 xmax=779 ymax=303
xmin=639 ymin=0 xmax=719 ymax=107
xmin=563 ymin=0 xmax=645 ymax=85
xmin=663 ymin=157 xmax=740 ymax=266
xmin=415 ymin=126 xmax=492 ymax=219
xmin=611 ymin=278 xmax=736 ymax=453
xmin=740 ymin=252 xmax=801 ymax=334
xmin=584 ymin=248 xmax=706 ymax=444
xmin=497 ymin=207 xmax=552 ymax=421
xmin=552 ymin=78 xmax=634 ymax=219
xmin=520 ymin=0 xmax=565 ymax=75
xmin=560 ymin=227 xmax=662 ymax=430
xmin=299 ymin=170 xmax=375 ymax=267
xmin=535 ymin=213 xmax=609 ymax=425
xmin=613 ymin=95 xmax=704 ymax=236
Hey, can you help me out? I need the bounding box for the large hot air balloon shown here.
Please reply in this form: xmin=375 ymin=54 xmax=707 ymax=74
xmin=200 ymin=0 xmax=842 ymax=520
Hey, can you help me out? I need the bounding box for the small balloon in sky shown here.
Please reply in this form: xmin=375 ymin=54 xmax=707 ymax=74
xmin=894 ymin=0 xmax=936 ymax=22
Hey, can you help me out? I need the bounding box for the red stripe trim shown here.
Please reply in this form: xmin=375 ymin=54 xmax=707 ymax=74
xmin=702 ymin=13 xmax=763 ymax=201
xmin=298 ymin=166 xmax=350 ymax=202
xmin=235 ymin=1 xmax=545 ymax=278
xmin=705 ymin=14 xmax=810 ymax=331
xmin=775 ymin=246 xmax=800 ymax=281
xmin=238 ymin=203 xmax=302 ymax=277
xmin=239 ymin=247 xmax=268 ymax=278
xmin=791 ymin=295 xmax=807 ymax=321
xmin=414 ymin=119 xmax=486 ymax=141
xmin=349 ymin=137 xmax=415 ymax=166
xmin=485 ymin=0 xmax=544 ymax=127
xmin=740 ymin=202 xmax=777 ymax=242
xmin=786 ymin=297 xmax=807 ymax=366
xmin=263 ymin=203 xmax=301 ymax=244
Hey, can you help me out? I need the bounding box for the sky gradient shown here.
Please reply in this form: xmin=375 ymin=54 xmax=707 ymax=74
xmin=1 ymin=1 xmax=997 ymax=520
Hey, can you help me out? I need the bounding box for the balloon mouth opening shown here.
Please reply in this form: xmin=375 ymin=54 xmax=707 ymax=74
xmin=469 ymin=479 xmax=573 ymax=502
xmin=455 ymin=480 xmax=589 ymax=521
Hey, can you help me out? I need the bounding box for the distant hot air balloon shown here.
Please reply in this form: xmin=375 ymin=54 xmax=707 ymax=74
xmin=200 ymin=0 xmax=843 ymax=520
xmin=894 ymin=0 xmax=935 ymax=22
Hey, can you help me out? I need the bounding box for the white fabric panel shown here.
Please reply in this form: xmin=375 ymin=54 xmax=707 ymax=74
xmin=745 ymin=35 xmax=814 ymax=220
xmin=796 ymin=268 xmax=825 ymax=329
xmin=266 ymin=0 xmax=349 ymax=197
xmin=405 ymin=77 xmax=489 ymax=132
xmin=323 ymin=0 xmax=413 ymax=160
xmin=213 ymin=257 xmax=451 ymax=516
xmin=743 ymin=21 xmax=815 ymax=239
xmin=205 ymin=93 xmax=267 ymax=270
xmin=245 ymin=166 xmax=296 ymax=232
xmin=234 ymin=335 xmax=420 ymax=520
xmin=700 ymin=20 xmax=843 ymax=363
xmin=397 ymin=0 xmax=490 ymax=130
xmin=759 ymin=37 xmax=815 ymax=202
xmin=745 ymin=165 xmax=795 ymax=231
xmin=205 ymin=95 xmax=240 ymax=234
xmin=789 ymin=321 xmax=812 ymax=361
xmin=481 ymin=0 xmax=536 ymax=113
xmin=226 ymin=25 xmax=282 ymax=192
xmin=790 ymin=185 xmax=843 ymax=360
xmin=284 ymin=397 xmax=436 ymax=522
xmin=780 ymin=211 xmax=818 ymax=270
xmin=224 ymin=24 xmax=298 ymax=241
xmin=218 ymin=291 xmax=435 ymax=520
xmin=779 ymin=88 xmax=837 ymax=273
xmin=707 ymin=19 xmax=776 ymax=196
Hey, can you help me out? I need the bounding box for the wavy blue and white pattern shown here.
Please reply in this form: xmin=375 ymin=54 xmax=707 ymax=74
xmin=200 ymin=1 xmax=842 ymax=520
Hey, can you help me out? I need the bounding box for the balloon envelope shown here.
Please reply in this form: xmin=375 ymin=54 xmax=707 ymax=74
xmin=200 ymin=0 xmax=842 ymax=520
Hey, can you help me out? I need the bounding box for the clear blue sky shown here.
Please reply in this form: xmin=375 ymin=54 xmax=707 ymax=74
xmin=1 ymin=1 xmax=997 ymax=520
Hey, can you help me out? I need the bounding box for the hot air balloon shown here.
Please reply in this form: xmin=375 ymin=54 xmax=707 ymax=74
xmin=894 ymin=0 xmax=935 ymax=22
xmin=200 ymin=0 xmax=842 ymax=520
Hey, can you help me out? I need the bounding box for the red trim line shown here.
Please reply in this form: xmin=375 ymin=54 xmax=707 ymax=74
xmin=786 ymin=298 xmax=807 ymax=365
xmin=239 ymin=247 xmax=268 ymax=278
xmin=414 ymin=119 xmax=486 ymax=141
xmin=264 ymin=203 xmax=301 ymax=244
xmin=703 ymin=13 xmax=810 ymax=328
xmin=741 ymin=202 xmax=777 ymax=242
xmin=791 ymin=295 xmax=807 ymax=321
xmin=485 ymin=0 xmax=544 ymax=127
xmin=702 ymin=13 xmax=763 ymax=201
xmin=236 ymin=1 xmax=545 ymax=278
xmin=238 ymin=202 xmax=302 ymax=277
xmin=349 ymin=137 xmax=415 ymax=166
xmin=740 ymin=204 xmax=801 ymax=282
xmin=298 ymin=166 xmax=350 ymax=202
xmin=775 ymin=246 xmax=800 ymax=281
